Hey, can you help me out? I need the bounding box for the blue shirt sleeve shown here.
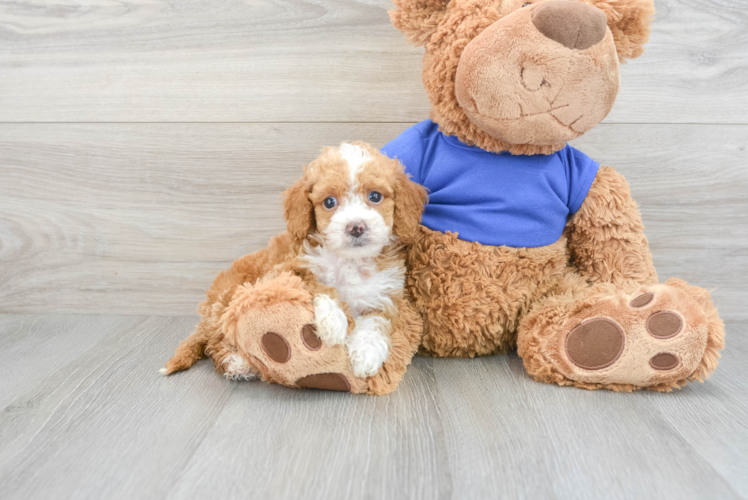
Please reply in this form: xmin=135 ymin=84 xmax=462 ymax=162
xmin=381 ymin=124 xmax=425 ymax=184
xmin=564 ymin=146 xmax=600 ymax=214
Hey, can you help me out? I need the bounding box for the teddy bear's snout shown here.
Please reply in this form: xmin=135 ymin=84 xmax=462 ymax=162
xmin=453 ymin=0 xmax=620 ymax=147
xmin=531 ymin=0 xmax=607 ymax=50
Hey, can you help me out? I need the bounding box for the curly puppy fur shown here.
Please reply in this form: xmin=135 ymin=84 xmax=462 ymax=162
xmin=164 ymin=143 xmax=427 ymax=395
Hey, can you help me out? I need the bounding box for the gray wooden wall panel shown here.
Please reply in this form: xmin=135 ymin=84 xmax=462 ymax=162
xmin=1 ymin=123 xmax=746 ymax=319
xmin=0 ymin=0 xmax=746 ymax=124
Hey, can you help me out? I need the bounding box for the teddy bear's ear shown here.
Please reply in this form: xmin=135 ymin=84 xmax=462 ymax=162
xmin=590 ymin=0 xmax=655 ymax=61
xmin=282 ymin=173 xmax=316 ymax=242
xmin=389 ymin=0 xmax=451 ymax=46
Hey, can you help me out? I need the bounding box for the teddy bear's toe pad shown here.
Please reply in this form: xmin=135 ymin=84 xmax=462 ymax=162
xmin=650 ymin=352 xmax=679 ymax=370
xmin=560 ymin=285 xmax=709 ymax=388
xmin=646 ymin=311 xmax=683 ymax=338
xmin=261 ymin=332 xmax=292 ymax=363
xmin=301 ymin=324 xmax=322 ymax=350
xmin=296 ymin=373 xmax=351 ymax=391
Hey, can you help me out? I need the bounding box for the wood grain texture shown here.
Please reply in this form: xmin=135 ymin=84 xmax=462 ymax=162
xmin=0 ymin=314 xmax=144 ymax=408
xmin=0 ymin=0 xmax=746 ymax=124
xmin=1 ymin=123 xmax=746 ymax=319
xmin=0 ymin=315 xmax=236 ymax=500
xmin=0 ymin=314 xmax=746 ymax=499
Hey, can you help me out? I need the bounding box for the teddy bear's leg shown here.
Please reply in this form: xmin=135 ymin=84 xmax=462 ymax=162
xmin=516 ymin=275 xmax=724 ymax=391
xmin=222 ymin=273 xmax=366 ymax=393
xmin=223 ymin=273 xmax=421 ymax=395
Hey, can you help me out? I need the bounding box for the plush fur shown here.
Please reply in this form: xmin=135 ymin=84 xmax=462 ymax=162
xmin=163 ymin=143 xmax=427 ymax=395
xmin=391 ymin=0 xmax=654 ymax=155
xmin=387 ymin=0 xmax=724 ymax=391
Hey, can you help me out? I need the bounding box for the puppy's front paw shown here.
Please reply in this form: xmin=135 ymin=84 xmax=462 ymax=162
xmin=313 ymin=294 xmax=349 ymax=346
xmin=347 ymin=317 xmax=391 ymax=378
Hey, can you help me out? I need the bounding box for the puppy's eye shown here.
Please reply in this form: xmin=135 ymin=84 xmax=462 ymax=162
xmin=323 ymin=197 xmax=337 ymax=209
xmin=368 ymin=191 xmax=383 ymax=204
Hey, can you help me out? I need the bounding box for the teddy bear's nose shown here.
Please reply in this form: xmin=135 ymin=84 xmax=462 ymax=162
xmin=531 ymin=0 xmax=608 ymax=50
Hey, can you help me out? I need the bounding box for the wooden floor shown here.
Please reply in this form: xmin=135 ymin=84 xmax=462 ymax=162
xmin=0 ymin=315 xmax=746 ymax=499
xmin=1 ymin=0 xmax=747 ymax=498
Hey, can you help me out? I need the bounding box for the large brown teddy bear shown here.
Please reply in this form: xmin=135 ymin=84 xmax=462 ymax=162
xmin=384 ymin=0 xmax=724 ymax=392
xmin=166 ymin=0 xmax=725 ymax=394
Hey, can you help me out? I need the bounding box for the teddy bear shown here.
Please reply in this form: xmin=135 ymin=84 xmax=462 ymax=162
xmin=166 ymin=0 xmax=725 ymax=394
xmin=379 ymin=0 xmax=725 ymax=392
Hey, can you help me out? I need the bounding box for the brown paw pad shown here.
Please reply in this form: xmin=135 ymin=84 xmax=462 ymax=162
xmin=629 ymin=292 xmax=654 ymax=308
xmin=649 ymin=353 xmax=679 ymax=370
xmin=261 ymin=332 xmax=291 ymax=363
xmin=296 ymin=373 xmax=351 ymax=392
xmin=301 ymin=324 xmax=321 ymax=351
xmin=646 ymin=311 xmax=683 ymax=339
xmin=565 ymin=318 xmax=624 ymax=370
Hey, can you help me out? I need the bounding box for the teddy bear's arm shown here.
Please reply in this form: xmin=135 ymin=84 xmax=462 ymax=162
xmin=565 ymin=165 xmax=659 ymax=287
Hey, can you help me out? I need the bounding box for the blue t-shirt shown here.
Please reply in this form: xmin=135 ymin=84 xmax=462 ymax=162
xmin=381 ymin=120 xmax=600 ymax=248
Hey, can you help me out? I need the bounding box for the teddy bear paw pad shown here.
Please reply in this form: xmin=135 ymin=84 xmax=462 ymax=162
xmin=296 ymin=373 xmax=351 ymax=392
xmin=646 ymin=311 xmax=683 ymax=339
xmin=559 ymin=286 xmax=710 ymax=388
xmin=261 ymin=332 xmax=292 ymax=363
xmin=235 ymin=302 xmax=368 ymax=393
xmin=565 ymin=318 xmax=624 ymax=370
xmin=301 ymin=324 xmax=322 ymax=350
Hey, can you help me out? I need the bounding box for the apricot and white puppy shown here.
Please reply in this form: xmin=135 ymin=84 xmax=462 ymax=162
xmin=285 ymin=142 xmax=424 ymax=378
xmin=161 ymin=142 xmax=426 ymax=385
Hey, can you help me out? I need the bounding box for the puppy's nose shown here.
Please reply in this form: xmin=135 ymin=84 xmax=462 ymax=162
xmin=531 ymin=0 xmax=607 ymax=50
xmin=346 ymin=221 xmax=367 ymax=238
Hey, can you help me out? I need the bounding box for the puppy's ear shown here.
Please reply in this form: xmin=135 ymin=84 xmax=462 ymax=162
xmin=393 ymin=166 xmax=428 ymax=244
xmin=591 ymin=0 xmax=655 ymax=61
xmin=282 ymin=175 xmax=315 ymax=242
xmin=389 ymin=0 xmax=450 ymax=47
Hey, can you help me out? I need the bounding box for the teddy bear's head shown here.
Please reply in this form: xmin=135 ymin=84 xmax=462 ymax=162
xmin=391 ymin=0 xmax=654 ymax=154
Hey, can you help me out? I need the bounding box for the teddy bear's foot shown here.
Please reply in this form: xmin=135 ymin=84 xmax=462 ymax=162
xmin=519 ymin=278 xmax=724 ymax=392
xmin=248 ymin=313 xmax=367 ymax=393
xmin=221 ymin=273 xmax=368 ymax=393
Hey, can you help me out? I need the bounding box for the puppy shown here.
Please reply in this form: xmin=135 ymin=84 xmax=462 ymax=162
xmin=162 ymin=142 xmax=427 ymax=387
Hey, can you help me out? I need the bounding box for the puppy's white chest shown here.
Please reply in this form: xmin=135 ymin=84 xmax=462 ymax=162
xmin=332 ymin=263 xmax=389 ymax=314
xmin=302 ymin=248 xmax=404 ymax=317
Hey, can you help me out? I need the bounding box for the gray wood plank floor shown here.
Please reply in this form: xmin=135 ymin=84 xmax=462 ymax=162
xmin=0 ymin=315 xmax=745 ymax=500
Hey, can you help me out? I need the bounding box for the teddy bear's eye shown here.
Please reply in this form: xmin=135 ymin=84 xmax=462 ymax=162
xmin=323 ymin=197 xmax=337 ymax=209
xmin=368 ymin=191 xmax=383 ymax=204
